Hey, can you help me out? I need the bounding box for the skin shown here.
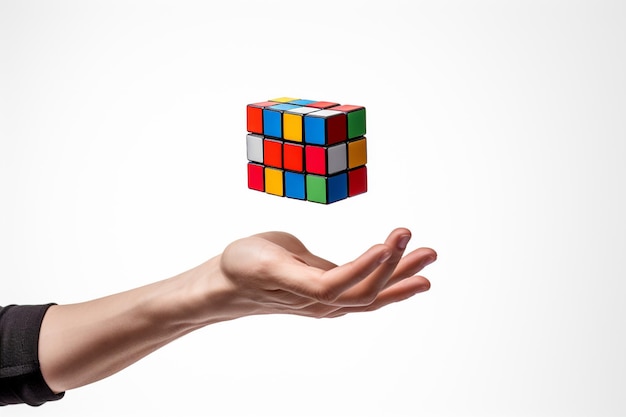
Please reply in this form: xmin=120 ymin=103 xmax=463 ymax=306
xmin=39 ymin=227 xmax=437 ymax=394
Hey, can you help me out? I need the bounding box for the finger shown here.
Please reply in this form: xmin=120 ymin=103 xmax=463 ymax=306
xmin=328 ymin=228 xmax=412 ymax=306
xmin=383 ymin=247 xmax=437 ymax=290
xmin=322 ymin=276 xmax=431 ymax=318
xmin=276 ymin=243 xmax=391 ymax=303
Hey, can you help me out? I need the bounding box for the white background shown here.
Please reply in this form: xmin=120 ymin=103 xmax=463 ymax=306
xmin=1 ymin=1 xmax=625 ymax=416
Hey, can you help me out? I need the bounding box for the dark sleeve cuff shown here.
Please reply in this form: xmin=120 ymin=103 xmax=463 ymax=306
xmin=1 ymin=304 xmax=65 ymax=406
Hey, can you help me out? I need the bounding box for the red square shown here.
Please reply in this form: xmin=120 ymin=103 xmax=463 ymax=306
xmin=348 ymin=166 xmax=367 ymax=196
xmin=326 ymin=114 xmax=347 ymax=145
xmin=263 ymin=139 xmax=283 ymax=168
xmin=305 ymin=146 xmax=327 ymax=175
xmin=246 ymin=106 xmax=263 ymax=134
xmin=331 ymin=105 xmax=363 ymax=112
xmin=307 ymin=101 xmax=339 ymax=109
xmin=248 ymin=163 xmax=264 ymax=191
xmin=283 ymin=143 xmax=304 ymax=172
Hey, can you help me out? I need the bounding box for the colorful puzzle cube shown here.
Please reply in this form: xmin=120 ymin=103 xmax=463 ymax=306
xmin=246 ymin=97 xmax=368 ymax=204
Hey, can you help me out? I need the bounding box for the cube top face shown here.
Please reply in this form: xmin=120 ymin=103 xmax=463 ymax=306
xmin=246 ymin=97 xmax=367 ymax=204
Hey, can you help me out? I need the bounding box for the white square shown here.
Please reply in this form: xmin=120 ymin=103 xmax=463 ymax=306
xmin=287 ymin=107 xmax=321 ymax=115
xmin=246 ymin=134 xmax=264 ymax=163
xmin=307 ymin=109 xmax=342 ymax=118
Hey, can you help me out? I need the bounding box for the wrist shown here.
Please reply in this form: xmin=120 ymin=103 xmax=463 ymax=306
xmin=162 ymin=255 xmax=250 ymax=330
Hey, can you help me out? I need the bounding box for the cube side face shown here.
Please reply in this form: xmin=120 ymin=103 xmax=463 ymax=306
xmin=248 ymin=163 xmax=265 ymax=191
xmin=348 ymin=137 xmax=367 ymax=169
xmin=327 ymin=143 xmax=347 ymax=174
xmin=265 ymin=167 xmax=284 ymax=196
xmin=326 ymin=114 xmax=347 ymax=145
xmin=327 ymin=172 xmax=348 ymax=203
xmin=348 ymin=166 xmax=367 ymax=196
xmin=347 ymin=108 xmax=366 ymax=139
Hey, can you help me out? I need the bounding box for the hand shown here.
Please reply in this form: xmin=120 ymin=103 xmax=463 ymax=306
xmin=218 ymin=228 xmax=437 ymax=319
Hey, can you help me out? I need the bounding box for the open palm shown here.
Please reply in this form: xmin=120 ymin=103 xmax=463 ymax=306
xmin=219 ymin=228 xmax=437 ymax=318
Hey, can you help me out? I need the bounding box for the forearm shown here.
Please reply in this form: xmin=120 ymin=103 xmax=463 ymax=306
xmin=38 ymin=256 xmax=235 ymax=393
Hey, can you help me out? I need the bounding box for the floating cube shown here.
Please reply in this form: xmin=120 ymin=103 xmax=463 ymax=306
xmin=245 ymin=97 xmax=368 ymax=204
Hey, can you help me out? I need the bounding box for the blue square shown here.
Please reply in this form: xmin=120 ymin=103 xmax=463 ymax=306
xmin=327 ymin=173 xmax=348 ymax=203
xmin=289 ymin=99 xmax=316 ymax=106
xmin=263 ymin=109 xmax=282 ymax=138
xmin=304 ymin=116 xmax=325 ymax=144
xmin=285 ymin=172 xmax=305 ymax=200
xmin=270 ymin=103 xmax=300 ymax=111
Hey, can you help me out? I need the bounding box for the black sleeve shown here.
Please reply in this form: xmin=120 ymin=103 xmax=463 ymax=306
xmin=0 ymin=304 xmax=65 ymax=406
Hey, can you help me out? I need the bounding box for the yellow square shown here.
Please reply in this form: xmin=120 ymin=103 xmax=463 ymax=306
xmin=265 ymin=167 xmax=284 ymax=196
xmin=269 ymin=97 xmax=299 ymax=103
xmin=348 ymin=138 xmax=367 ymax=168
xmin=283 ymin=113 xmax=303 ymax=142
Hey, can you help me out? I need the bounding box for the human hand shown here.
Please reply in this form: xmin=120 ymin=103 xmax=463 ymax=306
xmin=217 ymin=228 xmax=436 ymax=319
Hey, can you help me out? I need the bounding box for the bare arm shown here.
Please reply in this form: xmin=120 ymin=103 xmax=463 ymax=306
xmin=39 ymin=228 xmax=437 ymax=393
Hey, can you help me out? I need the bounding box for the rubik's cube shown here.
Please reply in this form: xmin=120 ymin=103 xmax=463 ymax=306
xmin=246 ymin=97 xmax=367 ymax=204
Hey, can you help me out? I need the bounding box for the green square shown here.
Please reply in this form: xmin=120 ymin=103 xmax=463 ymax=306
xmin=347 ymin=108 xmax=366 ymax=139
xmin=306 ymin=175 xmax=327 ymax=203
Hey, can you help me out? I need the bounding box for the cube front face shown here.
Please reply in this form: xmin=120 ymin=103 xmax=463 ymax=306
xmin=246 ymin=97 xmax=368 ymax=204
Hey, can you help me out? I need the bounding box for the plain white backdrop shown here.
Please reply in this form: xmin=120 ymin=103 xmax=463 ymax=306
xmin=1 ymin=1 xmax=625 ymax=416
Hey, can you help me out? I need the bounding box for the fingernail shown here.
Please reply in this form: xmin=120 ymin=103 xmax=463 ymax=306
xmin=379 ymin=250 xmax=392 ymax=264
xmin=398 ymin=235 xmax=411 ymax=250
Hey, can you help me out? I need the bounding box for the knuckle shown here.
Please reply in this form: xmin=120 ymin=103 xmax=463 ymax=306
xmin=314 ymin=285 xmax=340 ymax=304
xmin=355 ymin=291 xmax=378 ymax=306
